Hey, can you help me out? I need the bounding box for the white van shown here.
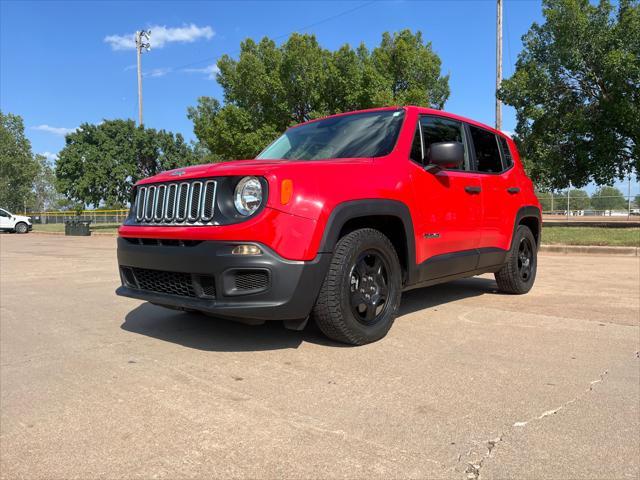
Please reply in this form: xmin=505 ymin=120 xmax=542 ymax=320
xmin=0 ymin=208 xmax=32 ymax=233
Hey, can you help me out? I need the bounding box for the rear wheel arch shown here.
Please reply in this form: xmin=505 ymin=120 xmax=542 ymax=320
xmin=318 ymin=200 xmax=417 ymax=285
xmin=512 ymin=206 xmax=541 ymax=248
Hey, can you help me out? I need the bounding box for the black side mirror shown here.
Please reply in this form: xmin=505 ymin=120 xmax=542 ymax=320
xmin=426 ymin=142 xmax=464 ymax=170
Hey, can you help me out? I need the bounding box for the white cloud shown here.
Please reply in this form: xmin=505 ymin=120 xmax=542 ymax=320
xmin=40 ymin=151 xmax=59 ymax=162
xmin=183 ymin=64 xmax=220 ymax=80
xmin=145 ymin=67 xmax=172 ymax=78
xmin=105 ymin=24 xmax=214 ymax=51
xmin=31 ymin=125 xmax=76 ymax=136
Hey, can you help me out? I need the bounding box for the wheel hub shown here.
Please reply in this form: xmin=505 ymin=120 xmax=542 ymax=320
xmin=349 ymin=250 xmax=390 ymax=325
xmin=517 ymin=237 xmax=534 ymax=281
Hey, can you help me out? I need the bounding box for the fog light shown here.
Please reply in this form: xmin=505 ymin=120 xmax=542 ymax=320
xmin=232 ymin=244 xmax=262 ymax=255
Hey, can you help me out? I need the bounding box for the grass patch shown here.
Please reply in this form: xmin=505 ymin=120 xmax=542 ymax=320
xmin=32 ymin=223 xmax=120 ymax=234
xmin=542 ymin=226 xmax=640 ymax=247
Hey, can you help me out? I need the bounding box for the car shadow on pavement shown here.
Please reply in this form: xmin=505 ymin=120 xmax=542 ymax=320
xmin=399 ymin=277 xmax=498 ymax=317
xmin=121 ymin=303 xmax=309 ymax=351
xmin=121 ymin=277 xmax=499 ymax=351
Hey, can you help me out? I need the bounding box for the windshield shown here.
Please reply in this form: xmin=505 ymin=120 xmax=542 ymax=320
xmin=257 ymin=109 xmax=405 ymax=161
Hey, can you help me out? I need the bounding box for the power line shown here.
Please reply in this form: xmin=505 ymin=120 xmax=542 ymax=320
xmin=168 ymin=0 xmax=376 ymax=72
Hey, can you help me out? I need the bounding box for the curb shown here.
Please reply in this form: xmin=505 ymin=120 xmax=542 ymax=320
xmin=539 ymin=244 xmax=639 ymax=256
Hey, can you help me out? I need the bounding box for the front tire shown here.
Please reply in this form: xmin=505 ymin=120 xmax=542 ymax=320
xmin=14 ymin=222 xmax=28 ymax=234
xmin=494 ymin=225 xmax=537 ymax=294
xmin=312 ymin=228 xmax=402 ymax=345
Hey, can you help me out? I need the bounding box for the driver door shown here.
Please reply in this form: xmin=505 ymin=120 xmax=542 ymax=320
xmin=408 ymin=115 xmax=482 ymax=278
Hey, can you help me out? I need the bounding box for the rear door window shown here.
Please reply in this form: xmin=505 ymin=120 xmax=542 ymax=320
xmin=469 ymin=125 xmax=503 ymax=173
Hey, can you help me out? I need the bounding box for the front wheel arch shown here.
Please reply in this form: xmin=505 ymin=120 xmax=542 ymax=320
xmin=317 ymin=200 xmax=418 ymax=285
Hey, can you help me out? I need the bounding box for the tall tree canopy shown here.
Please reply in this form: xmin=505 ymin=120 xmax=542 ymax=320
xmin=56 ymin=120 xmax=197 ymax=207
xmin=189 ymin=30 xmax=449 ymax=160
xmin=0 ymin=111 xmax=39 ymax=211
xmin=499 ymin=0 xmax=639 ymax=189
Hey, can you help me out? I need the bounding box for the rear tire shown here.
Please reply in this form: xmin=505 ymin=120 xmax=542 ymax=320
xmin=495 ymin=225 xmax=537 ymax=294
xmin=312 ymin=228 xmax=402 ymax=345
xmin=14 ymin=222 xmax=28 ymax=234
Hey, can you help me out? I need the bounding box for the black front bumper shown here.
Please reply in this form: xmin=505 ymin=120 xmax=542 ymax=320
xmin=115 ymin=237 xmax=331 ymax=321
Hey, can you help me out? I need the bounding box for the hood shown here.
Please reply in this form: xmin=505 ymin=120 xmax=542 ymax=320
xmin=136 ymin=158 xmax=372 ymax=185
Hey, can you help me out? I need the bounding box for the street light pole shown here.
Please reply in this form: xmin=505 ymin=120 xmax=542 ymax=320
xmin=496 ymin=0 xmax=503 ymax=131
xmin=135 ymin=30 xmax=151 ymax=127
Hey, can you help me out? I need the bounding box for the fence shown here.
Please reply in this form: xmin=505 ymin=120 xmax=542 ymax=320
xmin=539 ymin=194 xmax=639 ymax=219
xmin=28 ymin=209 xmax=129 ymax=225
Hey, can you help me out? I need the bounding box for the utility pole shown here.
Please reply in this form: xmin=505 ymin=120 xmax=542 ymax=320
xmin=628 ymin=174 xmax=632 ymax=220
xmin=135 ymin=30 xmax=151 ymax=127
xmin=495 ymin=0 xmax=503 ymax=131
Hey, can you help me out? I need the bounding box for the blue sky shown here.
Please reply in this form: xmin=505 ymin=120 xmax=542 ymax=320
xmin=1 ymin=0 xmax=637 ymax=194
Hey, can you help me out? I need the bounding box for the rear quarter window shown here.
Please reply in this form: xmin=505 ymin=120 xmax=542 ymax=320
xmin=497 ymin=136 xmax=513 ymax=169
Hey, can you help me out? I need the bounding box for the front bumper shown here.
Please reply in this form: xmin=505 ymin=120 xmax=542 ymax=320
xmin=115 ymin=237 xmax=330 ymax=321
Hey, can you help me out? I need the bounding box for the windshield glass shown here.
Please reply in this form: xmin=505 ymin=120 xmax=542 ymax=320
xmin=257 ymin=109 xmax=405 ymax=161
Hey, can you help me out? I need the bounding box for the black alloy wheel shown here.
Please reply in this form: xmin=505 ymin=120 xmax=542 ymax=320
xmin=495 ymin=224 xmax=537 ymax=294
xmin=349 ymin=250 xmax=391 ymax=325
xmin=312 ymin=228 xmax=402 ymax=345
xmin=517 ymin=236 xmax=534 ymax=282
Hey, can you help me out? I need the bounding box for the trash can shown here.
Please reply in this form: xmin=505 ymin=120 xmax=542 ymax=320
xmin=65 ymin=219 xmax=92 ymax=236
xmin=64 ymin=220 xmax=76 ymax=235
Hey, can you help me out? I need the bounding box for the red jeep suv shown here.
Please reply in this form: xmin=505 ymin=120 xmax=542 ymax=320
xmin=117 ymin=106 xmax=540 ymax=345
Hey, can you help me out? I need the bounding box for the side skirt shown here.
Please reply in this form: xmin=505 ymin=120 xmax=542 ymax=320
xmin=404 ymin=247 xmax=507 ymax=291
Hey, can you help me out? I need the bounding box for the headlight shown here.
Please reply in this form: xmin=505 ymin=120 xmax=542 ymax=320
xmin=234 ymin=176 xmax=263 ymax=216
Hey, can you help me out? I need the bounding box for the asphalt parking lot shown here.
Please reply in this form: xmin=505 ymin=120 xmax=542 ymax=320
xmin=1 ymin=234 xmax=638 ymax=479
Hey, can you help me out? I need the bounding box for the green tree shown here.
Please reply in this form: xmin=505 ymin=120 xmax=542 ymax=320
xmin=499 ymin=0 xmax=640 ymax=189
xmin=56 ymin=120 xmax=197 ymax=207
xmin=371 ymin=30 xmax=449 ymax=107
xmin=30 ymin=154 xmax=63 ymax=211
xmin=554 ymin=189 xmax=591 ymax=211
xmin=0 ymin=111 xmax=39 ymax=211
xmin=634 ymin=193 xmax=640 ymax=208
xmin=190 ymin=30 xmax=450 ymax=160
xmin=590 ymin=186 xmax=627 ymax=211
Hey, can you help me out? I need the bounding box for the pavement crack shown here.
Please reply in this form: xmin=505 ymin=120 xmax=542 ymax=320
xmin=460 ymin=435 xmax=504 ymax=480
xmin=512 ymin=369 xmax=608 ymax=428
xmin=458 ymin=368 xmax=611 ymax=479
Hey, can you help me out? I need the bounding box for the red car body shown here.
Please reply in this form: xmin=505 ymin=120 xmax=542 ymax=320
xmin=116 ymin=106 xmax=540 ymax=331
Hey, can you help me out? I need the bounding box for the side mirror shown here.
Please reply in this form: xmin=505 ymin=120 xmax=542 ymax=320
xmin=426 ymin=142 xmax=464 ymax=170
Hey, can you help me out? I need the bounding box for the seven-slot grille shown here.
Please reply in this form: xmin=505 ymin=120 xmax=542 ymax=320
xmin=134 ymin=180 xmax=217 ymax=225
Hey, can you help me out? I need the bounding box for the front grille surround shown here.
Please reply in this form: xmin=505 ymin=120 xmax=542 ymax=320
xmin=133 ymin=179 xmax=217 ymax=226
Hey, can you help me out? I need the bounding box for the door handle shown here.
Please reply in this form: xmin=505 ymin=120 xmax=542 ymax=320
xmin=507 ymin=187 xmax=521 ymax=194
xmin=465 ymin=186 xmax=481 ymax=194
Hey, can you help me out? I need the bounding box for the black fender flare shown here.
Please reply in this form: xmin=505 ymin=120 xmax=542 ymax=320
xmin=512 ymin=205 xmax=542 ymax=248
xmin=317 ymin=199 xmax=418 ymax=284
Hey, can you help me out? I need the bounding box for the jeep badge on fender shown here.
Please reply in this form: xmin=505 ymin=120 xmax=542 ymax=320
xmin=116 ymin=106 xmax=541 ymax=345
